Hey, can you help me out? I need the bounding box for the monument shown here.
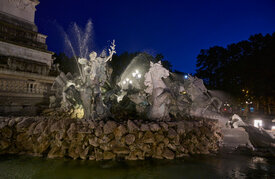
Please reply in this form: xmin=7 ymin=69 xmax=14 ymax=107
xmin=0 ymin=0 xmax=55 ymax=115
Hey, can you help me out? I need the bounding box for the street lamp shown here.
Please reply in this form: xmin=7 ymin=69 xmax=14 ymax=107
xmin=184 ymin=75 xmax=188 ymax=79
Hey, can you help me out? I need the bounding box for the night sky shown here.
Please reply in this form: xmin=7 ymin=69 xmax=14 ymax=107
xmin=35 ymin=0 xmax=275 ymax=73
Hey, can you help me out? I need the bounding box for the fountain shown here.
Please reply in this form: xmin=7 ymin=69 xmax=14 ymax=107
xmin=48 ymin=20 xmax=226 ymax=122
xmin=52 ymin=40 xmax=116 ymax=120
xmin=44 ymin=19 xmax=275 ymax=158
xmin=0 ymin=20 xmax=274 ymax=162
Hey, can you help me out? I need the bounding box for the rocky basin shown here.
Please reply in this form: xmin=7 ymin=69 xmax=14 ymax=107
xmin=0 ymin=116 xmax=222 ymax=160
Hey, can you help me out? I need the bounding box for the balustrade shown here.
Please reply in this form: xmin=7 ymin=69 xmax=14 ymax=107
xmin=0 ymin=79 xmax=49 ymax=95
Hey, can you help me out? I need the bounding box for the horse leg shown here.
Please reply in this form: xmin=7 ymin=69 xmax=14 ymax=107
xmin=212 ymin=97 xmax=223 ymax=111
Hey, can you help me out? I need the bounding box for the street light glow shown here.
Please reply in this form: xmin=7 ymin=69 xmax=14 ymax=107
xmin=254 ymin=120 xmax=263 ymax=128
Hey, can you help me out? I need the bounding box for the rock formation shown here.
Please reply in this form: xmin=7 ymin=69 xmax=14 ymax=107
xmin=0 ymin=116 xmax=222 ymax=160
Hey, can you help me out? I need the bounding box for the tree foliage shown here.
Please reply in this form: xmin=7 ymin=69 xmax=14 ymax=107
xmin=53 ymin=53 xmax=79 ymax=75
xmin=155 ymin=53 xmax=173 ymax=71
xmin=195 ymin=33 xmax=275 ymax=113
xmin=109 ymin=52 xmax=173 ymax=83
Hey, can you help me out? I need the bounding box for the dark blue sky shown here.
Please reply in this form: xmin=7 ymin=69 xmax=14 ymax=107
xmin=35 ymin=0 xmax=275 ymax=73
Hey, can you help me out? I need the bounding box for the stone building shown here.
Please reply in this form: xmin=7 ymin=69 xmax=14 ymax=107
xmin=0 ymin=0 xmax=55 ymax=115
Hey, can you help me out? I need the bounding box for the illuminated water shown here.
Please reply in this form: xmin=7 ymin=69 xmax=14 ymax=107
xmin=0 ymin=154 xmax=274 ymax=179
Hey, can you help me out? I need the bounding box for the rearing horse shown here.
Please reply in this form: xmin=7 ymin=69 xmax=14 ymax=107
xmin=144 ymin=61 xmax=170 ymax=120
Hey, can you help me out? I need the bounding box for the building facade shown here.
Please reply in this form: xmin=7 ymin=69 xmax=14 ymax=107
xmin=0 ymin=0 xmax=55 ymax=115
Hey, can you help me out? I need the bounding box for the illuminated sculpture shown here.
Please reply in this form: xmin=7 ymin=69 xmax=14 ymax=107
xmin=53 ymin=40 xmax=116 ymax=120
xmin=144 ymin=61 xmax=170 ymax=120
xmin=52 ymin=45 xmax=224 ymax=121
xmin=183 ymin=75 xmax=222 ymax=117
xmin=115 ymin=59 xmax=223 ymax=120
xmin=78 ymin=40 xmax=115 ymax=119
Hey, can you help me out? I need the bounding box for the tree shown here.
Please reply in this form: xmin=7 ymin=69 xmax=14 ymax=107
xmin=109 ymin=52 xmax=140 ymax=84
xmin=109 ymin=52 xmax=174 ymax=85
xmin=53 ymin=53 xmax=79 ymax=75
xmin=155 ymin=53 xmax=172 ymax=71
xmin=195 ymin=33 xmax=275 ymax=114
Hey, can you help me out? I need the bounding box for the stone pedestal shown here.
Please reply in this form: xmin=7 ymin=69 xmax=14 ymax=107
xmin=0 ymin=68 xmax=55 ymax=115
xmin=0 ymin=0 xmax=55 ymax=115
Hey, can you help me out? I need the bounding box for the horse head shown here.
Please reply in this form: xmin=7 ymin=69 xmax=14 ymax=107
xmin=144 ymin=61 xmax=170 ymax=94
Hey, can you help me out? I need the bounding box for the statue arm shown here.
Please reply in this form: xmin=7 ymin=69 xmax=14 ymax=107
xmin=105 ymin=40 xmax=116 ymax=62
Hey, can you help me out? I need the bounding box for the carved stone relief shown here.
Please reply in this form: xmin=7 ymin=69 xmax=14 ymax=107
xmin=8 ymin=0 xmax=34 ymax=10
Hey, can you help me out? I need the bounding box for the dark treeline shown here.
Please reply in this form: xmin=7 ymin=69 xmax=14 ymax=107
xmin=53 ymin=53 xmax=79 ymax=75
xmin=195 ymin=33 xmax=275 ymax=114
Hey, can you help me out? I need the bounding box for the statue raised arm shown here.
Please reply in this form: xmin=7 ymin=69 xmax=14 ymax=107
xmin=105 ymin=40 xmax=116 ymax=62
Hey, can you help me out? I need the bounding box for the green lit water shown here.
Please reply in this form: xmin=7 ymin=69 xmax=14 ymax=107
xmin=0 ymin=154 xmax=274 ymax=179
